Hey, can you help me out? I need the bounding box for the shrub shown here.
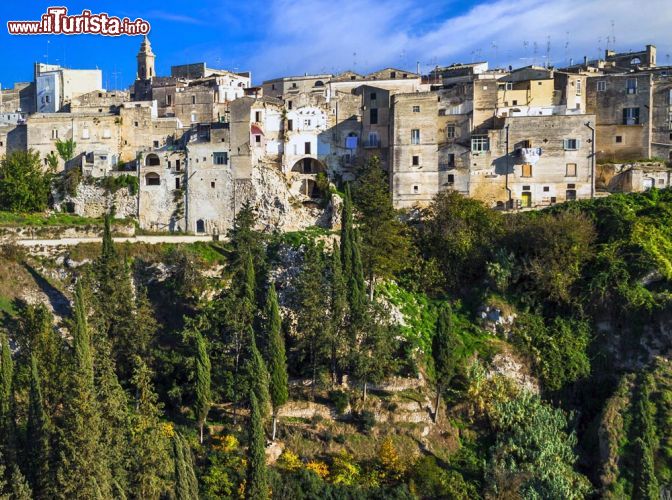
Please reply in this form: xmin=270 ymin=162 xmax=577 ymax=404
xmin=329 ymin=390 xmax=350 ymax=415
xmin=354 ymin=410 xmax=376 ymax=434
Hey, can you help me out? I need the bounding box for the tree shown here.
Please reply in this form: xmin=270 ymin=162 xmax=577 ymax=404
xmin=352 ymin=156 xmax=413 ymax=299
xmin=294 ymin=242 xmax=329 ymax=399
xmin=240 ymin=327 xmax=271 ymax=419
xmin=329 ymin=242 xmax=347 ymax=386
xmin=173 ymin=433 xmax=198 ymax=500
xmin=261 ymin=283 xmax=288 ymax=441
xmin=55 ymin=138 xmax=76 ymax=164
xmin=55 ymin=282 xmax=111 ymax=498
xmin=245 ymin=392 xmax=268 ymax=500
xmin=0 ymin=332 xmax=14 ymax=467
xmin=194 ymin=331 xmax=212 ymax=444
xmin=128 ymin=356 xmax=173 ymax=499
xmin=431 ymin=303 xmax=462 ymax=423
xmin=633 ymin=376 xmax=659 ymax=500
xmin=26 ymin=354 xmax=52 ymax=498
xmin=0 ymin=150 xmax=53 ymax=212
xmin=420 ymin=191 xmax=503 ymax=291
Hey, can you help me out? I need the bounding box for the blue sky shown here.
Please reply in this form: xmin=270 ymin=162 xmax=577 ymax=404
xmin=1 ymin=0 xmax=670 ymax=90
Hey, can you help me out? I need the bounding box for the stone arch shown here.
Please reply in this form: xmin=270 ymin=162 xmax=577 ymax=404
xmin=631 ymin=57 xmax=642 ymax=65
xmin=145 ymin=153 xmax=160 ymax=166
xmin=314 ymin=80 xmax=325 ymax=87
xmin=145 ymin=172 xmax=160 ymax=186
xmin=291 ymin=157 xmax=326 ymax=174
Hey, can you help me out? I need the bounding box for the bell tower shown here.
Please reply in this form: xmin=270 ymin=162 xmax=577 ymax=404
xmin=136 ymin=35 xmax=155 ymax=81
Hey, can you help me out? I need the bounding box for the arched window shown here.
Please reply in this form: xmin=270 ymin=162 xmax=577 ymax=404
xmin=314 ymin=80 xmax=324 ymax=87
xmin=145 ymin=153 xmax=160 ymax=166
xmin=630 ymin=57 xmax=642 ymax=65
xmin=196 ymin=219 xmax=205 ymax=233
xmin=145 ymin=172 xmax=160 ymax=186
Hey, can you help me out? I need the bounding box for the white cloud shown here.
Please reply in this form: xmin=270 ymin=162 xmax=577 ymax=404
xmin=237 ymin=0 xmax=672 ymax=81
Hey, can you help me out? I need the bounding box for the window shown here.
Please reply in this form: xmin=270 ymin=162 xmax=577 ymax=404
xmin=448 ymin=153 xmax=455 ymax=167
xmin=255 ymin=111 xmax=262 ymax=122
xmin=368 ymin=132 xmax=379 ymax=147
xmin=303 ymin=118 xmax=311 ymax=127
xmin=566 ymin=163 xmax=577 ymax=176
xmin=304 ymin=142 xmax=311 ymax=154
xmin=411 ymin=129 xmax=420 ymax=145
xmin=521 ymin=164 xmax=533 ymax=177
xmin=512 ymin=100 xmax=518 ymax=106
xmin=153 ymin=140 xmax=159 ymax=148
xmin=287 ymin=119 xmax=293 ymax=131
xmin=370 ymin=108 xmax=378 ymax=125
xmin=255 ymin=135 xmax=261 ymax=144
xmin=211 ymin=181 xmax=216 ymax=188
xmin=471 ymin=135 xmax=489 ymax=152
xmin=412 ymin=155 xmax=419 ymax=166
xmin=597 ymin=80 xmax=606 ymax=92
xmin=626 ymin=78 xmax=637 ymax=94
xmin=81 ymin=128 xmax=90 ymax=140
xmin=191 ymin=113 xmax=196 ymax=123
xmin=447 ymin=174 xmax=455 ymax=184
xmin=543 ymin=186 xmax=550 ymax=192
xmin=175 ymin=160 xmax=181 ymax=171
xmin=564 ymin=138 xmax=580 ymax=150
xmin=191 ymin=95 xmax=196 ymax=104
xmin=447 ymin=125 xmax=456 ymax=139
xmin=134 ymin=121 xmax=139 ymax=127
xmin=623 ymin=107 xmax=640 ymax=125
xmin=390 ymin=71 xmax=396 ymax=79
xmin=413 ymin=185 xmax=419 ymax=193
xmin=145 ymin=172 xmax=160 ymax=186
xmin=659 ymin=178 xmax=665 ymax=185
xmin=370 ymin=92 xmax=377 ymax=101
xmin=51 ymin=129 xmax=58 ymax=139
xmin=175 ymin=178 xmax=181 ymax=189
xmin=214 ymin=152 xmax=228 ymax=165
xmin=292 ymin=83 xmax=297 ymax=88
xmin=576 ymin=80 xmax=582 ymax=95
xmin=615 ymin=135 xmax=623 ymax=143
xmin=166 ymin=95 xmax=171 ymax=105
xmin=102 ymin=129 xmax=111 ymax=139
xmin=288 ymin=101 xmax=293 ymax=110
xmin=412 ymin=105 xmax=420 ymax=113
xmin=438 ymin=109 xmax=446 ymax=116
xmin=271 ymin=84 xmax=275 ymax=90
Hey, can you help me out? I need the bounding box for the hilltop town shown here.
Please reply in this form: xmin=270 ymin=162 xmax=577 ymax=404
xmin=1 ymin=37 xmax=670 ymax=233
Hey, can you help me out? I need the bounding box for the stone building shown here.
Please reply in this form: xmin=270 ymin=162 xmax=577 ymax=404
xmin=35 ymin=62 xmax=102 ymax=113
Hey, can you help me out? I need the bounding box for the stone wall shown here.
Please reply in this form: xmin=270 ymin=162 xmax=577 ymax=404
xmin=54 ymin=182 xmax=137 ymax=219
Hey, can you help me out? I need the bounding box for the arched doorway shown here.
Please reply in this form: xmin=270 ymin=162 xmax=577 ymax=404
xmin=300 ymin=179 xmax=321 ymax=199
xmin=291 ymin=157 xmax=325 ymax=174
xmin=196 ymin=219 xmax=206 ymax=233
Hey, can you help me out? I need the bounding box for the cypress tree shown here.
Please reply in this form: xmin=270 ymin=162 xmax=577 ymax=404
xmin=242 ymin=327 xmax=271 ymax=419
xmin=26 ymin=354 xmax=51 ymax=498
xmin=634 ymin=437 xmax=659 ymax=500
xmin=245 ymin=392 xmax=268 ymax=500
xmin=431 ymin=303 xmax=462 ymax=423
xmin=96 ymin=336 xmax=131 ymax=497
xmin=330 ymin=243 xmax=347 ymax=386
xmin=56 ymin=282 xmax=110 ymax=498
xmin=101 ymin=212 xmax=116 ymax=265
xmin=340 ymin=183 xmax=354 ymax=282
xmin=194 ymin=331 xmax=212 ymax=444
xmin=173 ymin=433 xmax=198 ymax=500
xmin=263 ymin=283 xmax=288 ymax=440
xmin=129 ymin=356 xmax=172 ymax=499
xmin=0 ymin=332 xmax=14 ymax=463
xmin=10 ymin=465 xmax=32 ymax=500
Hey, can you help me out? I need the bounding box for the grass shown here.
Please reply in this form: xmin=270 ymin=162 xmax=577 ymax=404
xmin=0 ymin=211 xmax=137 ymax=228
xmin=0 ymin=295 xmax=16 ymax=316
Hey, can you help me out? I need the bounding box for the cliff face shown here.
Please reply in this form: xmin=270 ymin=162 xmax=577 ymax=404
xmin=53 ymin=165 xmax=341 ymax=234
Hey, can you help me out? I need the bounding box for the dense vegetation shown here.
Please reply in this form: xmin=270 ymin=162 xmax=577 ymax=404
xmin=0 ymin=156 xmax=671 ymax=498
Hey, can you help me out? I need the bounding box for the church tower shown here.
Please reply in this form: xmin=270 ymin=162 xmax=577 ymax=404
xmin=136 ymin=35 xmax=155 ymax=81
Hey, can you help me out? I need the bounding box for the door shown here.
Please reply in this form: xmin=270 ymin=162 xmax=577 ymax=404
xmin=643 ymin=178 xmax=654 ymax=191
xmin=521 ymin=191 xmax=532 ymax=208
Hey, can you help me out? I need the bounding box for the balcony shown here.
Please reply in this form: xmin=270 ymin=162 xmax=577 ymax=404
xmin=363 ymin=138 xmax=381 ymax=148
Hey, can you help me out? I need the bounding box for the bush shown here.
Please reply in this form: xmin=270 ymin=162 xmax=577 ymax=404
xmin=329 ymin=390 xmax=350 ymax=415
xmin=354 ymin=410 xmax=376 ymax=434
